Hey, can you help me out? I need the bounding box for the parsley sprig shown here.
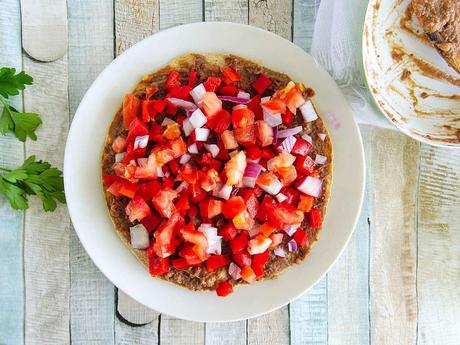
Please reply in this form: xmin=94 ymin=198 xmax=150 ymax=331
xmin=0 ymin=156 xmax=65 ymax=211
xmin=0 ymin=68 xmax=42 ymax=141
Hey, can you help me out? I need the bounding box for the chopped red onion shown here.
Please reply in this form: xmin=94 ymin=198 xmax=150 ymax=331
xmin=249 ymin=225 xmax=260 ymax=237
xmin=179 ymin=153 xmax=191 ymax=164
xmin=167 ymin=97 xmax=198 ymax=112
xmin=115 ymin=152 xmax=126 ymax=163
xmin=137 ymin=157 xmax=147 ymax=167
xmin=315 ymin=154 xmax=327 ymax=165
xmin=274 ymin=247 xmax=286 ymax=258
xmin=263 ymin=110 xmax=282 ymax=127
xmin=204 ymin=144 xmax=220 ymax=158
xmin=189 ymin=109 xmax=207 ymax=128
xmin=161 ymin=117 xmax=176 ymax=126
xmin=243 ymin=162 xmax=262 ymax=188
xmin=163 ymin=167 xmax=171 ymax=178
xmin=156 ymin=167 xmax=164 ymax=177
xmin=275 ymin=192 xmax=288 ymax=203
xmin=237 ymin=91 xmax=251 ymax=100
xmin=134 ymin=135 xmax=149 ymax=149
xmin=182 ymin=118 xmax=194 ymax=136
xmin=190 ymin=83 xmax=206 ymax=104
xmin=277 ymin=126 xmax=303 ymax=138
xmin=199 ymin=225 xmax=222 ymax=254
xmin=213 ymin=183 xmax=232 ymax=200
xmin=175 ymin=181 xmax=189 ymax=194
xmin=300 ymin=100 xmax=318 ymax=122
xmin=285 ymin=224 xmax=299 ymax=236
xmin=198 ymin=223 xmax=213 ymax=231
xmin=302 ymin=133 xmax=313 ymax=144
xmin=258 ymin=177 xmax=283 ymax=195
xmin=130 ymin=224 xmax=150 ymax=249
xmin=318 ymin=133 xmax=326 ymax=141
xmin=273 ymin=126 xmax=278 ymax=143
xmin=228 ymin=262 xmax=242 ymax=280
xmin=279 ymin=136 xmax=297 ymax=153
xmin=194 ymin=128 xmax=210 ymax=141
xmin=188 ymin=143 xmax=199 ymax=154
xmin=231 ymin=187 xmax=240 ymax=196
xmin=218 ymin=96 xmax=250 ymax=104
xmin=297 ymin=176 xmax=322 ymax=197
xmin=261 ymin=96 xmax=271 ymax=102
xmin=287 ymin=239 xmax=298 ymax=252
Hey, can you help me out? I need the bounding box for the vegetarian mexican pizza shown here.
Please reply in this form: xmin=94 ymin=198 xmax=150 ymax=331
xmin=102 ymin=53 xmax=333 ymax=297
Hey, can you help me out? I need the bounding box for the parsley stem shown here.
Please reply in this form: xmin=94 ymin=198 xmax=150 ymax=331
xmin=0 ymin=167 xmax=11 ymax=172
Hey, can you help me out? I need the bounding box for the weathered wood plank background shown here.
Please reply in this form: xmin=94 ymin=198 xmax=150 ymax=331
xmin=0 ymin=0 xmax=459 ymax=344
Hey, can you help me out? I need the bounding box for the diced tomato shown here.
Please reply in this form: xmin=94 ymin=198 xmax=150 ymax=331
xmin=166 ymin=103 xmax=177 ymax=115
xmin=199 ymin=169 xmax=220 ymax=192
xmin=252 ymin=250 xmax=270 ymax=277
xmin=168 ymin=159 xmax=180 ymax=175
xmin=260 ymin=98 xmax=286 ymax=115
xmin=221 ymin=130 xmax=238 ymax=150
xmin=154 ymin=213 xmax=183 ymax=258
xmin=187 ymin=204 xmax=198 ymax=219
xmin=197 ymin=152 xmax=212 ymax=167
xmin=241 ymin=189 xmax=259 ymax=218
xmin=277 ymin=166 xmax=297 ymax=186
xmin=291 ymin=138 xmax=312 ymax=156
xmin=225 ymin=151 xmax=247 ymax=186
xmin=112 ymin=136 xmax=126 ymax=153
xmin=123 ymin=144 xmax=147 ymax=164
xmin=261 ymin=145 xmax=276 ymax=159
xmin=126 ymin=117 xmax=149 ymax=144
xmin=206 ymin=255 xmax=230 ymax=272
xmin=188 ymin=69 xmax=197 ymax=87
xmin=165 ymin=70 xmax=181 ymax=91
xmin=207 ymin=109 xmax=231 ymax=134
xmin=265 ymin=203 xmax=304 ymax=230
xmin=233 ymin=210 xmax=254 ymax=231
xmin=247 ymin=234 xmax=272 ymax=255
xmin=248 ymin=95 xmax=263 ymax=120
xmin=152 ymin=188 xmax=178 ymax=218
xmin=234 ymin=125 xmax=256 ymax=146
xmin=149 ymin=256 xmax=170 ymax=276
xmin=172 ymin=258 xmax=190 ymax=270
xmin=223 ymin=196 xmax=245 ymax=219
xmin=209 ymin=158 xmax=222 ymax=172
xmin=255 ymin=120 xmax=273 ymax=147
xmin=192 ymin=244 xmax=210 ymax=261
xmin=252 ymin=74 xmax=272 ymax=94
xmin=169 ymin=85 xmax=192 ymax=100
xmin=163 ymin=123 xmax=181 ymax=140
xmin=269 ymin=233 xmax=284 ymax=248
xmin=199 ymin=198 xmax=223 ymax=219
xmin=103 ymin=174 xmax=118 ymax=187
xmin=232 ymin=105 xmax=255 ymax=128
xmin=140 ymin=212 xmax=162 ymax=232
xmin=113 ymin=162 xmax=137 ymax=180
xmin=308 ymin=208 xmax=323 ymax=229
xmin=221 ymin=66 xmax=241 ymax=84
xmin=141 ymin=100 xmax=166 ymax=122
xmin=189 ymin=183 xmax=207 ymax=203
xmin=175 ymin=194 xmax=190 ymax=215
xmin=293 ymin=228 xmax=309 ymax=247
xmin=256 ymin=195 xmax=275 ymax=222
xmin=122 ymin=94 xmax=141 ymax=129
xmin=200 ymin=92 xmax=222 ymax=117
xmin=240 ymin=265 xmax=256 ymax=283
xmin=267 ymin=151 xmax=296 ymax=172
xmin=169 ymin=137 xmax=187 ymax=158
xmin=136 ymin=181 xmax=162 ymax=200
xmin=215 ymin=141 xmax=229 ymax=161
xmin=296 ymin=155 xmax=316 ymax=175
xmin=163 ymin=176 xmax=175 ymax=189
xmin=150 ymin=124 xmax=166 ymax=144
xmin=246 ymin=146 xmax=262 ymax=161
xmin=204 ymin=76 xmax=222 ymax=92
xmin=219 ymin=223 xmax=239 ymax=241
xmin=284 ymin=87 xmax=305 ymax=113
xmin=178 ymin=164 xmax=198 ymax=184
xmin=232 ymin=250 xmax=252 ymax=267
xmin=259 ymin=223 xmax=276 ymax=237
xmin=134 ymin=153 xmax=158 ymax=180
xmin=179 ymin=245 xmax=202 ymax=265
xmin=219 ymin=84 xmax=238 ymax=96
xmin=230 ymin=232 xmax=249 ymax=254
xmin=216 ymin=280 xmax=233 ymax=297
xmin=298 ymin=195 xmax=314 ymax=212
xmin=107 ymin=178 xmax=137 ymax=198
xmin=282 ymin=109 xmax=293 ymax=126
xmin=126 ymin=195 xmax=151 ymax=222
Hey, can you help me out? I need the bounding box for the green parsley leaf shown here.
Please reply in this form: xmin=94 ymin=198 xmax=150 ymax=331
xmin=0 ymin=68 xmax=33 ymax=98
xmin=0 ymin=101 xmax=42 ymax=141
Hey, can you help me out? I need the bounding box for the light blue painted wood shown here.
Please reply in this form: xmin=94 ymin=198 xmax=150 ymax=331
xmin=0 ymin=1 xmax=24 ymax=345
xmin=159 ymin=0 xmax=203 ymax=30
xmin=293 ymin=0 xmax=321 ymax=53
xmin=67 ymin=1 xmax=116 ymax=344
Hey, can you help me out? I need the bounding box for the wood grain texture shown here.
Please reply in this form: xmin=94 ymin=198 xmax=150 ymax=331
xmin=249 ymin=0 xmax=293 ymax=40
xmin=160 ymin=316 xmax=204 ymax=345
xmin=205 ymin=322 xmax=246 ymax=345
xmin=293 ymin=0 xmax=321 ymax=52
xmin=370 ymin=128 xmax=419 ymax=345
xmin=0 ymin=1 xmax=24 ymax=344
xmin=247 ymin=307 xmax=289 ymax=345
xmin=204 ymin=0 xmax=248 ymax=23
xmin=22 ymin=55 xmax=70 ymax=345
xmin=67 ymin=1 xmax=116 ymax=344
xmin=417 ymin=145 xmax=460 ymax=345
xmin=159 ymin=0 xmax=203 ymax=29
xmin=327 ymin=125 xmax=371 ymax=345
xmin=117 ymin=290 xmax=158 ymax=325
xmin=115 ymin=0 xmax=159 ymax=54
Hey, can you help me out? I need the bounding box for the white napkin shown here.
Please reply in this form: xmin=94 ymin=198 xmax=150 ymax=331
xmin=311 ymin=0 xmax=393 ymax=128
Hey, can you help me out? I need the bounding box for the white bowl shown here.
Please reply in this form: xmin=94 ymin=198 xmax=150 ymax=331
xmin=64 ymin=22 xmax=365 ymax=322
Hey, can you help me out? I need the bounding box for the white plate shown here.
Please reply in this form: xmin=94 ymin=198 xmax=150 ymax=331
xmin=64 ymin=22 xmax=365 ymax=322
xmin=363 ymin=0 xmax=460 ymax=147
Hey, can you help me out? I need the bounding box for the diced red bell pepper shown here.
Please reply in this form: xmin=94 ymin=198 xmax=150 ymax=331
xmin=166 ymin=103 xmax=177 ymax=115
xmin=180 ymin=224 xmax=208 ymax=248
xmin=296 ymin=155 xmax=316 ymax=175
xmin=168 ymin=159 xmax=180 ymax=175
xmin=261 ymin=145 xmax=276 ymax=159
xmin=152 ymin=188 xmax=178 ymax=218
xmin=197 ymin=152 xmax=212 ymax=167
xmin=140 ymin=212 xmax=162 ymax=232
xmin=269 ymin=233 xmax=284 ymax=248
xmin=215 ymin=141 xmax=229 ymax=160
xmin=234 ymin=125 xmax=256 ymax=147
xmin=206 ymin=255 xmax=230 ymax=272
xmin=187 ymin=204 xmax=198 ymax=220
xmin=178 ymin=164 xmax=199 ymax=184
xmin=282 ymin=109 xmax=293 ymax=126
xmin=246 ymin=145 xmax=262 ymax=161
xmin=232 ymin=106 xmax=255 ymax=128
xmin=241 ymin=189 xmax=259 ymax=218
xmin=200 ymin=92 xmax=222 ymax=117
xmin=122 ymin=94 xmax=141 ymax=129
xmin=175 ymin=194 xmax=190 ymax=213
xmin=163 ymin=176 xmax=175 ymax=189
xmin=248 ymin=95 xmax=263 ymax=120
xmin=308 ymin=208 xmax=323 ymax=229
xmin=261 ymin=98 xmax=287 ymax=115
xmin=265 ymin=203 xmax=304 ymax=230
xmin=126 ymin=195 xmax=151 ymax=222
xmin=247 ymin=234 xmax=272 ymax=255
xmin=240 ymin=265 xmax=256 ymax=283
xmin=150 ymin=124 xmax=166 ymax=144
xmin=221 ymin=66 xmax=241 ymax=84
xmin=219 ymin=84 xmax=239 ymax=96
xmin=281 ymin=187 xmax=301 ymax=206
xmin=199 ymin=198 xmax=223 ymax=219
xmin=103 ymin=174 xmax=118 ymax=187
xmin=298 ymin=195 xmax=314 ymax=212
xmin=230 ymin=231 xmax=249 ymax=254
xmin=256 ymin=195 xmax=276 ymax=222
xmin=216 ymin=280 xmax=233 ymax=297
xmin=134 ymin=153 xmax=158 ymax=180
xmin=169 ymin=85 xmax=192 ymax=100
xmin=222 ymin=196 xmax=245 ymax=219
xmin=179 ymin=245 xmax=202 ymax=265
xmin=252 ymin=74 xmax=272 ymax=94
xmin=165 ymin=70 xmax=181 ymax=91
xmin=207 ymin=108 xmax=231 ymax=134
xmin=199 ymin=169 xmax=220 ymax=192
xmin=204 ymin=76 xmax=222 ymax=92
xmin=188 ymin=69 xmax=197 ymax=87
xmin=219 ymin=223 xmax=239 ymax=241
xmin=232 ymin=250 xmax=252 ymax=267
xmin=112 ymin=136 xmax=127 ymax=153
xmin=209 ymin=158 xmax=222 ymax=172
xmin=189 ymin=183 xmax=207 ymax=203
xmin=291 ymin=138 xmax=312 ymax=156
xmin=136 ymin=181 xmax=162 ymax=200
xmin=154 ymin=212 xmax=183 ymax=258
xmin=126 ymin=117 xmax=149 ymax=144
xmin=106 ymin=178 xmax=137 ymax=198
xmin=149 ymin=256 xmax=170 ymax=276
xmin=172 ymin=258 xmax=190 ymax=270
xmin=252 ymin=250 xmax=270 ymax=277
xmin=293 ymin=228 xmax=309 ymax=247
xmin=141 ymin=100 xmax=166 ymax=122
